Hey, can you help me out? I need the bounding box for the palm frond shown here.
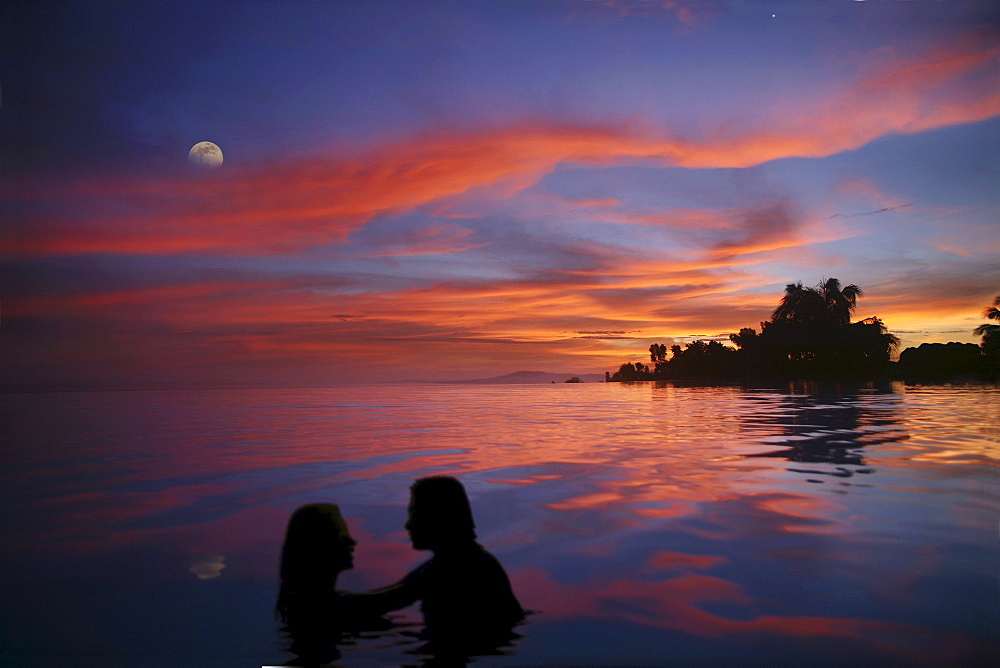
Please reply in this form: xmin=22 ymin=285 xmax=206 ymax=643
xmin=841 ymin=284 xmax=863 ymax=303
xmin=973 ymin=323 xmax=1000 ymax=337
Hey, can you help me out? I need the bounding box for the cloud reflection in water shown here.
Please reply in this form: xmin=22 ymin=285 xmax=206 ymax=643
xmin=2 ymin=383 xmax=996 ymax=664
xmin=189 ymin=553 xmax=226 ymax=580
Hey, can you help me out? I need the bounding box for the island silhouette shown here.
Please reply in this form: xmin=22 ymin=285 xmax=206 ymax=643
xmin=441 ymin=370 xmax=605 ymax=384
xmin=606 ymin=281 xmax=998 ymax=382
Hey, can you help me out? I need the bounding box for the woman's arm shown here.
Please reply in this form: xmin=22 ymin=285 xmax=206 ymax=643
xmin=340 ymin=570 xmax=422 ymax=615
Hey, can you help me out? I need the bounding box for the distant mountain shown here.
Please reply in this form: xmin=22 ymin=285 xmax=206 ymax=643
xmin=440 ymin=370 xmax=606 ymax=384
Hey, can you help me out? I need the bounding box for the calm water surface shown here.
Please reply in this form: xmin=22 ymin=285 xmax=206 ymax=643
xmin=1 ymin=382 xmax=998 ymax=666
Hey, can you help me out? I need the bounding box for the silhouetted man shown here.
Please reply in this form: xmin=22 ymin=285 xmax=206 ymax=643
xmin=355 ymin=476 xmax=524 ymax=655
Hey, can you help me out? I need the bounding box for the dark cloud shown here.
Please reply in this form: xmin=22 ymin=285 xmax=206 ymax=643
xmin=374 ymin=334 xmax=533 ymax=345
xmin=573 ymin=335 xmax=638 ymax=340
xmin=538 ymin=164 xmax=791 ymax=214
xmin=708 ymin=200 xmax=802 ymax=260
xmin=826 ymin=204 xmax=912 ymax=219
xmin=591 ymin=283 xmax=724 ymax=313
xmin=1 ymin=255 xmax=359 ymax=301
xmin=471 ymin=218 xmax=623 ymax=277
xmin=349 ymin=213 xmax=481 ymax=258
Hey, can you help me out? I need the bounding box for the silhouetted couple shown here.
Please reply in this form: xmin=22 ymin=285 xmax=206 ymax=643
xmin=276 ymin=476 xmax=524 ymax=664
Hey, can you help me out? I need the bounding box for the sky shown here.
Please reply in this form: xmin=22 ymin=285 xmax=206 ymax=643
xmin=3 ymin=0 xmax=999 ymax=390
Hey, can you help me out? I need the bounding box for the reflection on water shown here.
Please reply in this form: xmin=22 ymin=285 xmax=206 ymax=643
xmin=0 ymin=382 xmax=997 ymax=665
xmin=189 ymin=553 xmax=226 ymax=580
xmin=742 ymin=384 xmax=908 ymax=481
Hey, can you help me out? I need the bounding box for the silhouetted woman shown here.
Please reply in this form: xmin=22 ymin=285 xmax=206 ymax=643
xmin=275 ymin=503 xmax=359 ymax=664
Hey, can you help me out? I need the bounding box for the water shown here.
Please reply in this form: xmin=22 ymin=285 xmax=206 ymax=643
xmin=1 ymin=382 xmax=997 ymax=666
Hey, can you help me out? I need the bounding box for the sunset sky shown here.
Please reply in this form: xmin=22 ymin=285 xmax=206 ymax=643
xmin=4 ymin=0 xmax=999 ymax=390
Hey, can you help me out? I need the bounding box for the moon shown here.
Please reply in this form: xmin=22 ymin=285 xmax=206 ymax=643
xmin=189 ymin=141 xmax=223 ymax=168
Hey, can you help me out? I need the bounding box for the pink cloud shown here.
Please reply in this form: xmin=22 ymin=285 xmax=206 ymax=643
xmin=358 ymin=222 xmax=485 ymax=258
xmin=596 ymin=0 xmax=701 ymax=26
xmin=4 ymin=32 xmax=994 ymax=259
xmin=646 ymin=550 xmax=727 ymax=572
xmin=508 ymin=565 xmax=983 ymax=662
xmin=512 ymin=566 xmax=971 ymax=660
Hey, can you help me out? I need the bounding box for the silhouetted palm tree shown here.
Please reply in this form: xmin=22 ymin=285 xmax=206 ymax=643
xmin=771 ymin=278 xmax=863 ymax=327
xmin=973 ymin=295 xmax=1000 ymax=339
xmin=974 ymin=295 xmax=1000 ymax=380
xmin=853 ymin=316 xmax=900 ymax=364
xmin=773 ymin=281 xmax=822 ymax=324
xmin=818 ymin=278 xmax=863 ymax=326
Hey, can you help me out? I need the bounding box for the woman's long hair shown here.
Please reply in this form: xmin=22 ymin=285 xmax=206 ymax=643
xmin=276 ymin=503 xmax=352 ymax=623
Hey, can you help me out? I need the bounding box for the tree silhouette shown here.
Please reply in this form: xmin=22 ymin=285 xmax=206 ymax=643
xmin=606 ymin=277 xmax=898 ymax=381
xmin=649 ymin=343 xmax=668 ymax=376
xmin=608 ymin=361 xmax=652 ymax=382
xmin=974 ymin=295 xmax=1000 ymax=379
xmin=973 ymin=295 xmax=1000 ymax=340
xmin=772 ymin=278 xmax=862 ymax=327
xmin=898 ymin=342 xmax=985 ymax=378
xmin=754 ymin=278 xmax=894 ymax=376
xmin=660 ymin=340 xmax=738 ymax=378
xmin=729 ymin=328 xmax=758 ymax=349
xmin=649 ymin=343 xmax=668 ymax=364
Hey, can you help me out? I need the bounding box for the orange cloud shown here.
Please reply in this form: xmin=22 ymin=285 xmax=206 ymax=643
xmin=4 ymin=32 xmax=995 ymax=258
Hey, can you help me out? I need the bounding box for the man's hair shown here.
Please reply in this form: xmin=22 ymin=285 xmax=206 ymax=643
xmin=410 ymin=476 xmax=477 ymax=542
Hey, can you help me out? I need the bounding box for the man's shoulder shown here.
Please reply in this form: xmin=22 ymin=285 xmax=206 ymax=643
xmin=412 ymin=543 xmax=504 ymax=576
xmin=403 ymin=556 xmax=436 ymax=581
